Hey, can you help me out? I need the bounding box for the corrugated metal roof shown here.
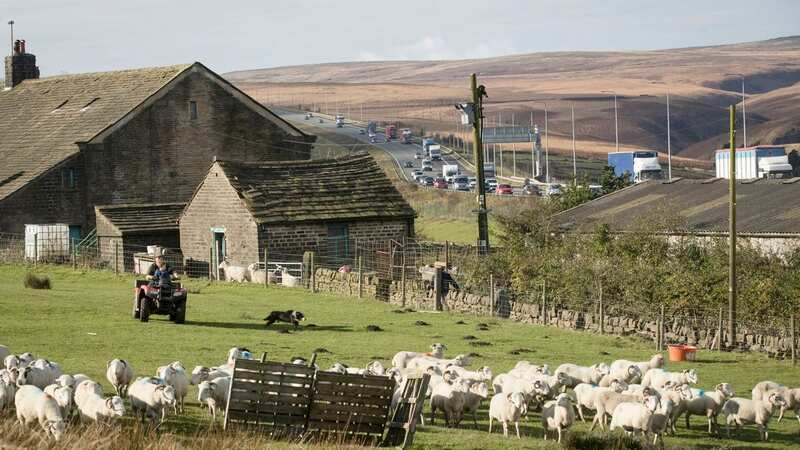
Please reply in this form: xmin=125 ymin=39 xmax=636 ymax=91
xmin=555 ymin=177 xmax=800 ymax=236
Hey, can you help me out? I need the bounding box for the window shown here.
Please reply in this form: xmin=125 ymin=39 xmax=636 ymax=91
xmin=327 ymin=223 xmax=349 ymax=265
xmin=189 ymin=101 xmax=198 ymax=120
xmin=80 ymin=97 xmax=100 ymax=112
xmin=61 ymin=168 xmax=77 ymax=189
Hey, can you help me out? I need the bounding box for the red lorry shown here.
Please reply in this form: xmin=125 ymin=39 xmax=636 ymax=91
xmin=385 ymin=125 xmax=397 ymax=141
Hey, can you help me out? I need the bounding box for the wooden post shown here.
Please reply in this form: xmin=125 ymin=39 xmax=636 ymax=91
xmin=489 ymin=274 xmax=495 ymax=316
xmin=263 ymin=247 xmax=268 ymax=288
xmin=541 ymin=280 xmax=547 ymax=325
xmin=33 ymin=233 xmax=38 ymax=266
xmin=358 ymin=256 xmax=363 ymax=298
xmin=400 ymin=248 xmax=406 ymax=307
xmin=444 ymin=240 xmax=450 ymax=269
xmin=717 ymin=307 xmax=724 ymax=351
xmin=310 ymin=252 xmax=316 ymax=293
xmin=599 ymin=283 xmax=605 ymax=335
xmin=208 ymin=246 xmax=213 ymax=280
xmin=434 ymin=267 xmax=443 ymax=311
xmin=72 ymin=246 xmax=77 ymax=270
xmin=659 ymin=304 xmax=665 ymax=351
xmin=114 ymin=241 xmax=119 ymax=275
xmin=792 ymin=315 xmax=796 ymax=366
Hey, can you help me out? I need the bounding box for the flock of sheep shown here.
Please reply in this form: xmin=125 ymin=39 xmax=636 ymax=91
xmin=218 ymin=261 xmax=300 ymax=286
xmin=1 ymin=343 xmax=798 ymax=445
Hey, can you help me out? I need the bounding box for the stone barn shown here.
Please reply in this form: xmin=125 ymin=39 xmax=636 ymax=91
xmin=179 ymin=153 xmax=415 ymax=273
xmin=0 ymin=41 xmax=314 ymax=238
xmin=95 ymin=203 xmax=185 ymax=272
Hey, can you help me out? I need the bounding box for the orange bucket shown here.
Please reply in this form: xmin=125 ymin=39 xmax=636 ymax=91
xmin=684 ymin=345 xmax=698 ymax=361
xmin=668 ymin=344 xmax=687 ymax=362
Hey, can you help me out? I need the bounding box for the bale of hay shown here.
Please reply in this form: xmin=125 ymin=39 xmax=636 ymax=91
xmin=23 ymin=272 xmax=51 ymax=289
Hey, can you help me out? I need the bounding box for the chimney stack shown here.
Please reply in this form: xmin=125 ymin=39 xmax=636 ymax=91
xmin=5 ymin=38 xmax=39 ymax=89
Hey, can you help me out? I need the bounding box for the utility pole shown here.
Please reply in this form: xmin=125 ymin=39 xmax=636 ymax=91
xmin=666 ymin=91 xmax=672 ymax=180
xmin=741 ymin=78 xmax=747 ymax=147
xmin=467 ymin=74 xmax=489 ymax=255
xmin=728 ymin=104 xmax=737 ymax=348
xmin=602 ymin=91 xmax=619 ymax=152
xmin=571 ymin=103 xmax=577 ymax=184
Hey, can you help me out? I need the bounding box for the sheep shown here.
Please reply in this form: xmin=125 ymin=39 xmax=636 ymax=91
xmin=407 ymin=354 xmax=471 ymax=372
xmin=71 ymin=374 xmax=93 ymax=389
xmin=542 ymin=393 xmax=575 ymax=443
xmin=554 ymin=363 xmax=610 ymax=389
xmin=512 ymin=361 xmax=550 ymax=375
xmin=4 ymin=354 xmax=20 ymax=370
xmin=591 ymin=388 xmax=652 ymax=431
xmin=280 ymin=266 xmax=301 ymax=287
xmin=683 ymin=382 xmax=734 ymax=434
xmin=43 ymin=384 xmax=74 ymax=419
xmin=0 ymin=345 xmax=8 ymax=362
xmin=430 ymin=377 xmax=469 ymax=427
xmin=247 ymin=263 xmax=267 ymax=284
xmin=0 ymin=373 xmax=16 ymax=412
xmin=14 ymin=385 xmax=66 ymax=441
xmin=751 ymin=381 xmax=794 ymax=423
xmin=156 ymin=362 xmax=189 ymax=414
xmin=1 ymin=367 xmax=19 ymax=385
xmin=655 ymin=382 xmax=695 ymax=434
xmin=76 ymin=391 xmax=125 ymax=423
xmin=599 ymin=364 xmax=642 ymax=387
xmin=190 ymin=365 xmax=231 ymax=385
xmin=16 ymin=366 xmax=52 ymax=389
xmin=19 ymin=353 xmax=36 ymax=367
xmin=488 ymin=391 xmax=527 ymax=438
xmin=609 ymin=394 xmax=662 ymax=440
xmin=197 ymin=377 xmax=231 ymax=424
xmin=641 ymin=368 xmax=698 ymax=390
xmin=777 ymin=388 xmax=800 ymax=424
xmin=74 ymin=380 xmax=104 ymax=411
xmin=610 ymin=354 xmax=664 ymax=383
xmin=391 ymin=343 xmax=446 ymax=369
xmin=225 ymin=347 xmax=252 ymax=366
xmin=55 ymin=374 xmax=74 ymax=389
xmin=106 ymin=359 xmax=134 ymax=397
xmin=447 ymin=365 xmax=492 ymax=383
xmin=461 ymin=380 xmax=490 ymax=428
xmin=573 ymin=380 xmax=627 ymax=422
xmin=723 ymin=393 xmax=786 ymax=441
xmin=219 ymin=260 xmax=248 ymax=282
xmin=648 ymin=398 xmax=675 ymax=446
xmin=327 ymin=363 xmax=347 ymax=374
xmin=31 ymin=359 xmax=61 ymax=385
xmin=128 ymin=377 xmax=177 ymax=426
xmin=341 ymin=360 xmax=386 ymax=376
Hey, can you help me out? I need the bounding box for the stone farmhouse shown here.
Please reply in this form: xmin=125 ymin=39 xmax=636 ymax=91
xmin=0 ymin=40 xmax=315 ymax=242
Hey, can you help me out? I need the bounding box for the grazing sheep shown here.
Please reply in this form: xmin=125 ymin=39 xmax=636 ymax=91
xmin=610 ymin=354 xmax=664 ymax=383
xmin=430 ymin=378 xmax=469 ymax=427
xmin=392 ymin=343 xmax=447 ymax=369
xmin=751 ymin=381 xmax=793 ymax=423
xmin=609 ymin=394 xmax=662 ymax=439
xmin=74 ymin=380 xmax=103 ymax=410
xmin=599 ymin=364 xmax=642 ymax=387
xmin=656 ymin=382 xmax=695 ymax=434
xmin=31 ymin=359 xmax=61 ymax=385
xmin=219 ymin=261 xmax=248 ymax=282
xmin=197 ymin=377 xmax=231 ymax=423
xmin=723 ymin=393 xmax=786 ymax=441
xmin=156 ymin=362 xmax=189 ymax=414
xmin=573 ymin=380 xmax=627 ymax=422
xmin=488 ymin=392 xmax=526 ymax=438
xmin=4 ymin=354 xmax=20 ymax=370
xmin=106 ymin=359 xmax=134 ymax=397
xmin=683 ymin=383 xmax=734 ymax=434
xmin=512 ymin=361 xmax=550 ymax=375
xmin=591 ymin=389 xmax=651 ymax=431
xmin=76 ymin=391 xmax=125 ymax=423
xmin=554 ymin=363 xmax=610 ymax=389
xmin=542 ymin=393 xmax=575 ymax=443
xmin=14 ymin=385 xmax=66 ymax=441
xmin=447 ymin=365 xmax=492 ymax=382
xmin=461 ymin=380 xmax=490 ymax=428
xmin=247 ymin=263 xmax=267 ymax=284
xmin=71 ymin=374 xmax=93 ymax=389
xmin=777 ymin=388 xmax=799 ymax=423
xmin=648 ymin=398 xmax=674 ymax=446
xmin=16 ymin=366 xmax=51 ymax=389
xmin=128 ymin=377 xmax=177 ymax=425
xmin=43 ymin=384 xmax=74 ymax=419
xmin=190 ymin=366 xmax=230 ymax=385
xmin=641 ymin=368 xmax=698 ymax=390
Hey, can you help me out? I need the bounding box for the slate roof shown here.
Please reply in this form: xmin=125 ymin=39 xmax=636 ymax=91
xmin=95 ymin=203 xmax=186 ymax=234
xmin=555 ymin=177 xmax=800 ymax=236
xmin=214 ymin=153 xmax=416 ymax=224
xmin=0 ymin=64 xmax=191 ymax=201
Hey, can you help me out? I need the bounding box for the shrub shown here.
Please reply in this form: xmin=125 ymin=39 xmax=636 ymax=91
xmin=23 ymin=272 xmax=51 ymax=289
xmin=563 ymin=431 xmax=644 ymax=450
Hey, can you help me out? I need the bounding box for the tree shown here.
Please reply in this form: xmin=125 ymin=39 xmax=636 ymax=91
xmin=599 ymin=165 xmax=632 ymax=195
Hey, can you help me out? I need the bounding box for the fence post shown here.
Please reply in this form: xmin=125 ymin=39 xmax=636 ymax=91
xmin=400 ymin=248 xmax=406 ymax=307
xmin=792 ymin=315 xmax=796 ymax=366
xmin=444 ymin=240 xmax=449 ymax=269
xmin=489 ymin=274 xmax=494 ymax=317
xmin=659 ymin=304 xmax=665 ymax=351
xmin=358 ymin=256 xmax=363 ymax=298
xmin=114 ymin=241 xmax=120 ymax=275
xmin=208 ymin=246 xmax=213 ymax=280
xmin=310 ymin=252 xmax=316 ymax=293
xmin=434 ymin=267 xmax=443 ymax=311
xmin=541 ymin=281 xmax=546 ymax=325
xmin=599 ymin=283 xmax=604 ymax=335
xmin=717 ymin=307 xmax=724 ymax=351
xmin=34 ymin=233 xmax=38 ymax=266
xmin=72 ymin=245 xmax=77 ymax=270
xmin=263 ymin=247 xmax=269 ymax=288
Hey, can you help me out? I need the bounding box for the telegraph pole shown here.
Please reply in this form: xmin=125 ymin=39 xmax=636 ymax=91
xmin=728 ymin=104 xmax=737 ymax=348
xmin=470 ymin=74 xmax=489 ymax=255
xmin=571 ymin=103 xmax=577 ymax=184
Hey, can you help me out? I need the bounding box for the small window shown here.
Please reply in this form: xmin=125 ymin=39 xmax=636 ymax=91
xmin=62 ymin=167 xmax=77 ymax=189
xmin=51 ymin=99 xmax=68 ymax=113
xmin=80 ymin=97 xmax=100 ymax=112
xmin=189 ymin=101 xmax=198 ymax=120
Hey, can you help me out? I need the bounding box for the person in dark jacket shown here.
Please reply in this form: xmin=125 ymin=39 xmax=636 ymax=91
xmin=146 ymin=255 xmax=176 ymax=286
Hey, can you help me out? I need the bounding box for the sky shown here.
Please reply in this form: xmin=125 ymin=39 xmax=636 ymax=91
xmin=0 ymin=0 xmax=798 ymax=76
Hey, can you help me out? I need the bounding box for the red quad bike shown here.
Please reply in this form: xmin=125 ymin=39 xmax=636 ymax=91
xmin=133 ymin=280 xmax=187 ymax=323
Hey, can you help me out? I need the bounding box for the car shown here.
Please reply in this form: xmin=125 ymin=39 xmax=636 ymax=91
xmin=422 ymin=176 xmax=435 ymax=186
xmin=421 ymin=159 xmax=433 ymax=172
xmin=133 ymin=279 xmax=187 ymax=323
xmin=318 ymin=118 xmax=324 ymax=123
xmin=485 ymin=178 xmax=498 ymax=192
xmin=544 ymin=183 xmax=563 ymax=197
xmin=522 ymin=184 xmax=539 ymax=195
xmin=422 ymin=166 xmax=433 ymax=172
xmin=403 ymin=161 xmax=414 ymax=168
xmin=468 ymin=177 xmax=477 ymax=189
xmin=369 ymin=136 xmax=377 ymax=143
xmin=411 ymin=170 xmax=424 ymax=181
xmin=452 ymin=176 xmax=470 ymax=191
xmin=414 ymin=152 xmax=422 ymax=159
xmin=496 ymin=184 xmax=514 ymax=195
xmin=358 ymin=129 xmax=366 ymax=135
xmin=433 ymin=178 xmax=448 ymax=189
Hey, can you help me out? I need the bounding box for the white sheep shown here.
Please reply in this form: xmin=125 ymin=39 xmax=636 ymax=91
xmin=77 ymin=391 xmax=125 ymax=423
xmin=1 ymin=367 xmax=19 ymax=385
xmin=14 ymin=385 xmax=66 ymax=441
xmin=751 ymin=381 xmax=793 ymax=423
xmin=591 ymin=389 xmax=651 ymax=431
xmin=225 ymin=347 xmax=252 ymax=366
xmin=656 ymin=382 xmax=695 ymax=434
xmin=74 ymin=380 xmax=103 ymax=409
xmin=447 ymin=365 xmax=492 ymax=383
xmin=55 ymin=374 xmax=74 ymax=389
xmin=430 ymin=378 xmax=469 ymax=427
xmin=554 ymin=363 xmax=610 ymax=389
xmin=31 ymin=359 xmax=61 ymax=384
xmin=723 ymin=393 xmax=786 ymax=441
xmin=190 ymin=365 xmax=231 ymax=385
xmin=156 ymin=362 xmax=189 ymax=414
xmin=610 ymin=354 xmax=664 ymax=383
xmin=327 ymin=363 xmax=347 ymax=374
xmin=197 ymin=376 xmax=231 ymax=423
xmin=573 ymin=380 xmax=627 ymax=422
xmin=106 ymin=359 xmax=134 ymax=397
xmin=43 ymin=384 xmax=74 ymax=419
xmin=16 ymin=366 xmax=51 ymax=389
xmin=683 ymin=382 xmax=735 ymax=434
xmin=19 ymin=353 xmax=36 ymax=367
xmin=4 ymin=354 xmax=20 ymax=370
xmin=128 ymin=377 xmax=177 ymax=425
xmin=0 ymin=373 xmax=16 ymax=412
xmin=609 ymin=394 xmax=662 ymax=440
xmin=542 ymin=393 xmax=575 ymax=443
xmin=280 ymin=267 xmax=301 ymax=287
xmin=407 ymin=354 xmax=471 ymax=372
xmin=488 ymin=391 xmax=526 ymax=438
xmin=599 ymin=364 xmax=642 ymax=387
xmin=392 ymin=343 xmax=447 ymax=369
xmin=641 ymin=368 xmax=698 ymax=390
xmin=344 ymin=360 xmax=386 ymax=376
xmin=512 ymin=361 xmax=550 ymax=375
xmin=777 ymin=388 xmax=799 ymax=424
xmin=219 ymin=261 xmax=248 ymax=282
xmin=461 ymin=380 xmax=490 ymax=428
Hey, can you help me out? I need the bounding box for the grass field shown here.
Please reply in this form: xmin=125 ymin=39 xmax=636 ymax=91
xmin=2 ymin=264 xmax=799 ymax=449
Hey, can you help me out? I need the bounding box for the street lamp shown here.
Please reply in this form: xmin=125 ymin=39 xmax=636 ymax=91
xmin=725 ymin=73 xmax=747 ymax=147
xmin=531 ymin=101 xmax=549 ymax=183
xmin=601 ymin=90 xmax=619 ymax=153
xmin=651 ymin=81 xmax=672 ymax=180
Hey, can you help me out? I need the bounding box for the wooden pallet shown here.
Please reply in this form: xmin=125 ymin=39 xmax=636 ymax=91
xmin=381 ymin=374 xmax=430 ymax=449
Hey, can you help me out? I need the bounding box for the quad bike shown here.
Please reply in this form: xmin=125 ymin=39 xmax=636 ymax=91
xmin=133 ymin=279 xmax=187 ymax=323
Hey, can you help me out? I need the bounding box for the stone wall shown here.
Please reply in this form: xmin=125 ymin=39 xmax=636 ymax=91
xmin=310 ymin=268 xmax=796 ymax=359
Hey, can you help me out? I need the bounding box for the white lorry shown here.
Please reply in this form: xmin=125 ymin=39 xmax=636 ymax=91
xmin=715 ymin=145 xmax=793 ymax=179
xmin=335 ymin=115 xmax=345 ymax=128
xmin=442 ymin=164 xmax=460 ymax=183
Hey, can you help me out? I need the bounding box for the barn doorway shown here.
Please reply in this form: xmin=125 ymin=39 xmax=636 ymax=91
xmin=326 ymin=223 xmax=349 ymax=267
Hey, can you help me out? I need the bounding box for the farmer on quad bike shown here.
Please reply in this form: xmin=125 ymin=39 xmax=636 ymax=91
xmin=146 ymin=255 xmax=177 ymax=286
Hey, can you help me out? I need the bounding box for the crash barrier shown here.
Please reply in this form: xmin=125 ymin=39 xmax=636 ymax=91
xmin=224 ymin=357 xmax=420 ymax=447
